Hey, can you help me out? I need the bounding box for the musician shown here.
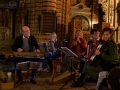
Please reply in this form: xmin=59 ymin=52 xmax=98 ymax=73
xmin=44 ymin=32 xmax=62 ymax=72
xmin=11 ymin=26 xmax=40 ymax=84
xmin=70 ymin=30 xmax=87 ymax=55
xmin=79 ymin=28 xmax=100 ymax=75
xmin=71 ymin=27 xmax=119 ymax=87
xmin=62 ymin=30 xmax=87 ymax=72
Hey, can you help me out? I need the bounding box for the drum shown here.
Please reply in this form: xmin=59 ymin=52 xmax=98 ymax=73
xmin=107 ymin=67 xmax=120 ymax=90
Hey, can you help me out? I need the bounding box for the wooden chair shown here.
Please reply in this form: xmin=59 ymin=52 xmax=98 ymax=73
xmin=50 ymin=60 xmax=75 ymax=85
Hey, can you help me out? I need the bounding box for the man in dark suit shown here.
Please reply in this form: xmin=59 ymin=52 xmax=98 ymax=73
xmin=12 ymin=26 xmax=40 ymax=84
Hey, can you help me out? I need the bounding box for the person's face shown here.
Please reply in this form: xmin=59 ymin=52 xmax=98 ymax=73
xmin=22 ymin=27 xmax=30 ymax=37
xmin=91 ymin=31 xmax=100 ymax=40
xmin=102 ymin=31 xmax=111 ymax=41
xmin=75 ymin=31 xmax=82 ymax=38
xmin=50 ymin=35 xmax=56 ymax=41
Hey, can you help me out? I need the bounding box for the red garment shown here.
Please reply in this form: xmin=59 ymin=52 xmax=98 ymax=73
xmin=70 ymin=38 xmax=87 ymax=55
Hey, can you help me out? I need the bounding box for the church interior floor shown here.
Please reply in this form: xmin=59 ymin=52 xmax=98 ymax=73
xmin=12 ymin=72 xmax=96 ymax=90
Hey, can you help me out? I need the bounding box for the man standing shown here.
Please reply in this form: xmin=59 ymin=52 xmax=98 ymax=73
xmin=12 ymin=26 xmax=40 ymax=84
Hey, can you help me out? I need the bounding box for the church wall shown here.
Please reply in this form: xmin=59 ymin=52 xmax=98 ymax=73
xmin=16 ymin=0 xmax=71 ymax=43
xmin=0 ymin=0 xmax=120 ymax=52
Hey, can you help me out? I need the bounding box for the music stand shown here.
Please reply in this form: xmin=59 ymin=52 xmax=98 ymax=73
xmin=59 ymin=47 xmax=88 ymax=90
xmin=60 ymin=47 xmax=78 ymax=58
xmin=59 ymin=47 xmax=78 ymax=90
xmin=13 ymin=52 xmax=44 ymax=87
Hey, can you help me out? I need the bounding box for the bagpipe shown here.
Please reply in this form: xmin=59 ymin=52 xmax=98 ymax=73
xmin=85 ymin=40 xmax=108 ymax=65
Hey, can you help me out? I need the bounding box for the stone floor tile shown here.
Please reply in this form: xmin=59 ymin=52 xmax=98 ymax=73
xmin=9 ymin=71 xmax=96 ymax=90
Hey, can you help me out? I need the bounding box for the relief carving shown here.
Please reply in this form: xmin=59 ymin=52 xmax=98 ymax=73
xmin=71 ymin=3 xmax=91 ymax=31
xmin=117 ymin=1 xmax=120 ymax=26
xmin=0 ymin=27 xmax=13 ymax=51
xmin=98 ymin=0 xmax=108 ymax=22
xmin=0 ymin=27 xmax=10 ymax=41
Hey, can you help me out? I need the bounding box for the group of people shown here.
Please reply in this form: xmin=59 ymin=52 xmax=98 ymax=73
xmin=61 ymin=27 xmax=119 ymax=89
xmin=11 ymin=25 xmax=119 ymax=89
xmin=11 ymin=26 xmax=61 ymax=84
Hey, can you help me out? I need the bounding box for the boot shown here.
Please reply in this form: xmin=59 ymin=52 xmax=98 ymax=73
xmin=71 ymin=73 xmax=86 ymax=87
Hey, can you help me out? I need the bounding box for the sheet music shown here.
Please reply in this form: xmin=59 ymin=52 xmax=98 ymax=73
xmin=60 ymin=47 xmax=78 ymax=58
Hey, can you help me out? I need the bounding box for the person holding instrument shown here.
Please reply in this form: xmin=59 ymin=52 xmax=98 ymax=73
xmin=12 ymin=26 xmax=40 ymax=84
xmin=70 ymin=30 xmax=87 ymax=56
xmin=44 ymin=32 xmax=62 ymax=72
xmin=61 ymin=30 xmax=87 ymax=72
xmin=78 ymin=28 xmax=100 ymax=76
xmin=71 ymin=27 xmax=119 ymax=87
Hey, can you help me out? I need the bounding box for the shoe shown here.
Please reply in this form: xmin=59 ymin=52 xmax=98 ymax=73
xmin=30 ymin=79 xmax=37 ymax=84
xmin=71 ymin=80 xmax=83 ymax=87
xmin=46 ymin=69 xmax=52 ymax=73
xmin=40 ymin=68 xmax=50 ymax=72
xmin=37 ymin=68 xmax=44 ymax=71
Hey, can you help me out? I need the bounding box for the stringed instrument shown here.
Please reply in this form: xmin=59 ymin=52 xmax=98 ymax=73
xmin=13 ymin=52 xmax=44 ymax=58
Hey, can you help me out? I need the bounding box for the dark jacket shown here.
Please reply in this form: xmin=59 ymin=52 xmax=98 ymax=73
xmin=11 ymin=35 xmax=39 ymax=52
xmin=100 ymin=38 xmax=119 ymax=70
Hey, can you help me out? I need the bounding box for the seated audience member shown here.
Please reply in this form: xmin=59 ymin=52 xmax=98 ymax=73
xmin=62 ymin=30 xmax=87 ymax=72
xmin=71 ymin=27 xmax=119 ymax=87
xmin=11 ymin=26 xmax=40 ymax=84
xmin=44 ymin=32 xmax=62 ymax=72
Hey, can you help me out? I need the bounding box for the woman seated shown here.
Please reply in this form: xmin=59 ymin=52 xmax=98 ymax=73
xmin=43 ymin=32 xmax=62 ymax=72
xmin=61 ymin=30 xmax=87 ymax=72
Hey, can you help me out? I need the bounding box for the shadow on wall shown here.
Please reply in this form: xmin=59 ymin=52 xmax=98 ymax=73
xmin=56 ymin=24 xmax=67 ymax=47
